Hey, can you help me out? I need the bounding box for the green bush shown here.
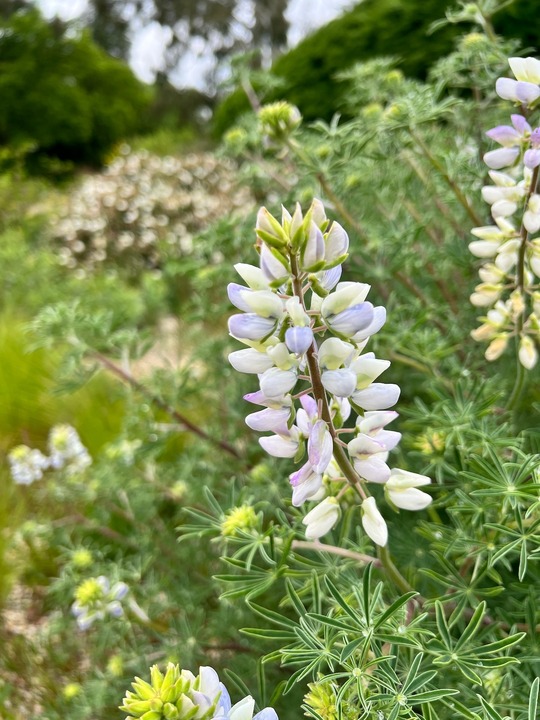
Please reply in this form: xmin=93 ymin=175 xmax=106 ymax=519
xmin=214 ymin=0 xmax=540 ymax=134
xmin=0 ymin=9 xmax=151 ymax=168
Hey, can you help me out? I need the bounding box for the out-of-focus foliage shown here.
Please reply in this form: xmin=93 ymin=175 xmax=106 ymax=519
xmin=0 ymin=9 xmax=150 ymax=169
xmin=213 ymin=0 xmax=540 ymax=135
xmin=1 ymin=3 xmax=540 ymax=720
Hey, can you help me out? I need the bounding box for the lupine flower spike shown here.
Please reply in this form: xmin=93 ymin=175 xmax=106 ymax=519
xmin=470 ymin=56 xmax=540 ymax=369
xmin=228 ymin=200 xmax=432 ymax=547
xmin=120 ymin=663 xmax=278 ymax=720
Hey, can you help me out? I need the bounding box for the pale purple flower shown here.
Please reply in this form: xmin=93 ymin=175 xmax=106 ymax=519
xmin=285 ymin=326 xmax=313 ymax=354
xmin=308 ymin=419 xmax=333 ymax=474
xmin=245 ymin=408 xmax=291 ymax=433
xmin=289 ymin=462 xmax=323 ymax=506
xmin=483 ymin=147 xmax=520 ymax=170
xmin=324 ymin=302 xmax=374 ymax=337
xmin=228 ymin=314 xmax=276 ymax=341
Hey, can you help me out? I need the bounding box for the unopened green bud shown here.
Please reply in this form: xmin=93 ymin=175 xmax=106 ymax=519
xmin=258 ymin=101 xmax=301 ymax=141
xmin=221 ymin=505 xmax=258 ymax=537
xmin=164 ymin=703 xmax=180 ymax=720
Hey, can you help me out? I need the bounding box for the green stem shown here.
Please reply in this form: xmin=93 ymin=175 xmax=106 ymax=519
xmin=289 ymin=254 xmax=419 ymax=597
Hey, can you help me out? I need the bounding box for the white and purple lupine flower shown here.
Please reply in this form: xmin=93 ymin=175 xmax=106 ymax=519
xmin=71 ymin=575 xmax=129 ymax=630
xmin=470 ymin=56 xmax=540 ymax=368
xmin=227 ymin=199 xmax=432 ymax=546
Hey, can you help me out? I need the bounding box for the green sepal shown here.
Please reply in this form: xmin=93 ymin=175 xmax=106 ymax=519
xmin=256 ymin=229 xmax=288 ymax=250
xmin=324 ymin=253 xmax=349 ymax=270
xmin=293 ymin=442 xmax=306 ymax=464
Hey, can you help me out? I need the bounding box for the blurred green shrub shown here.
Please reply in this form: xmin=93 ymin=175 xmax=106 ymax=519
xmin=0 ymin=9 xmax=151 ymax=170
xmin=213 ymin=0 xmax=540 ymax=134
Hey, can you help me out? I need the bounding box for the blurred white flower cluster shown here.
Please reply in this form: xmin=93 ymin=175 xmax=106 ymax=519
xmin=8 ymin=424 xmax=91 ymax=485
xmin=470 ymin=57 xmax=540 ymax=368
xmin=52 ymin=147 xmax=252 ymax=273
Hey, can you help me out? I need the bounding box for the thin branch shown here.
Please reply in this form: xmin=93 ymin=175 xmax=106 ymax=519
xmin=292 ymin=540 xmax=380 ymax=566
xmin=91 ymin=351 xmax=242 ymax=459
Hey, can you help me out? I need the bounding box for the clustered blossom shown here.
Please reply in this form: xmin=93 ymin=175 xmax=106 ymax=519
xmin=227 ymin=200 xmax=432 ymax=547
xmin=71 ymin=575 xmax=129 ymax=630
xmin=120 ymin=663 xmax=278 ymax=720
xmin=7 ymin=424 xmax=91 ymax=485
xmin=470 ymin=56 xmax=540 ymax=369
xmin=52 ymin=148 xmax=251 ymax=274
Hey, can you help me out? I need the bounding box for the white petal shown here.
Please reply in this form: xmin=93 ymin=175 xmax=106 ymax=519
xmin=230 ymin=696 xmax=256 ymax=720
xmin=321 ymin=369 xmax=357 ymax=397
xmin=361 ymin=497 xmax=387 ymax=547
xmin=228 ymin=349 xmax=274 ymax=374
xmin=352 ymin=383 xmax=400 ymax=410
xmin=259 ymin=368 xmax=297 ymax=398
xmin=387 ymin=486 xmax=432 ymax=511
xmin=259 ymin=435 xmax=298 ymax=458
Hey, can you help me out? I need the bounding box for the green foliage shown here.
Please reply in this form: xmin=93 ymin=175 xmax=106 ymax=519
xmin=214 ymin=0 xmax=540 ymax=134
xmin=0 ymin=9 xmax=151 ymax=169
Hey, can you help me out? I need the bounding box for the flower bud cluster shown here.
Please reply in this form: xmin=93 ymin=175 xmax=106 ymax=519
xmin=71 ymin=575 xmax=129 ymax=630
xmin=227 ymin=200 xmax=431 ymax=547
xmin=8 ymin=424 xmax=91 ymax=485
xmin=470 ymin=56 xmax=540 ymax=368
xmin=120 ymin=663 xmax=278 ymax=720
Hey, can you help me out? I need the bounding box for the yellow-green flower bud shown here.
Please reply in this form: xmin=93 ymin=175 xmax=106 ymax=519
xmin=221 ymin=505 xmax=258 ymax=537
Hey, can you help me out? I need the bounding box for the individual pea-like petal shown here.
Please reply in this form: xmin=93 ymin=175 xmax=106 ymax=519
xmin=468 ymin=240 xmax=501 ymax=258
xmin=483 ymin=147 xmax=520 ymax=170
xmin=321 ymin=283 xmax=371 ymax=316
xmin=515 ymin=81 xmax=540 ymax=104
xmin=357 ymin=410 xmax=398 ymax=435
xmin=361 ymin=497 xmax=387 ymax=547
xmin=385 ymin=468 xmax=432 ymax=510
xmin=310 ymin=197 xmax=328 ymax=228
xmin=490 ymin=199 xmax=518 ymax=218
xmin=318 ymin=337 xmax=356 ymax=370
xmin=228 ymin=314 xmax=276 ymax=341
xmin=511 ymin=113 xmax=531 ymax=134
xmin=245 ymin=408 xmax=291 ymax=432
xmin=509 ymin=57 xmax=540 ymax=84
xmin=246 ymin=291 xmax=284 ymax=319
xmin=325 ymin=221 xmax=349 ymax=264
xmin=229 ymin=696 xmax=256 ymax=720
xmin=301 ymin=222 xmax=325 ymax=271
xmin=318 ymin=265 xmax=342 ymax=292
xmin=227 ymin=283 xmax=253 ymax=312
xmin=234 ymin=263 xmax=270 ymax=290
xmin=485 ymin=335 xmax=508 ymax=361
xmin=524 ymin=148 xmax=540 ymax=169
xmin=485 ymin=125 xmax=521 ymax=147
xmin=308 ymin=420 xmax=333 ymax=474
xmin=243 ymin=390 xmax=292 ymax=409
xmin=352 ymin=306 xmax=387 ymax=342
xmin=259 ymin=434 xmax=299 ymax=458
xmin=353 ymin=455 xmax=391 ymax=483
xmin=302 ymin=497 xmax=340 ymax=540
xmin=228 ymin=349 xmax=274 ymax=374
xmin=351 ymin=383 xmax=401 ymax=410
xmin=253 ymin=709 xmax=279 ymax=720
xmin=349 ymin=355 xmax=391 ymax=389
xmin=325 ymin=302 xmax=374 ymax=337
xmin=285 ymin=326 xmax=313 ymax=355
xmin=289 ymin=462 xmax=323 ymax=506
xmin=495 ymin=77 xmax=520 ymax=101
xmin=285 ymin=296 xmax=310 ymax=326
xmin=259 ymin=367 xmax=297 ymax=398
xmin=260 ymin=244 xmax=290 ymax=284
xmin=519 ymin=335 xmax=538 ymax=369
xmin=524 ymin=209 xmax=540 ymax=234
xmin=321 ymin=369 xmax=357 ymax=397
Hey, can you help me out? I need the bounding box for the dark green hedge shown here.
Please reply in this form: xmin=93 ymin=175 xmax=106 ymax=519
xmin=213 ymin=0 xmax=540 ymax=136
xmin=0 ymin=10 xmax=151 ymax=167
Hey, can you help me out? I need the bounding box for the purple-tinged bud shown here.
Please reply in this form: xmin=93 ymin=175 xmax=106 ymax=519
xmin=524 ymin=148 xmax=540 ymax=169
xmin=260 ymin=244 xmax=290 ymax=284
xmin=243 ymin=390 xmax=292 ymax=409
xmin=227 ymin=284 xmax=284 ymax=318
xmin=308 ymin=420 xmax=333 ymax=474
xmin=531 ymin=127 xmax=540 ymax=145
xmin=301 ymin=223 xmax=325 ymax=271
xmin=325 ymin=222 xmax=349 ymax=266
xmin=228 ymin=314 xmax=276 ymax=341
xmin=289 ymin=462 xmax=323 ymax=506
xmin=351 ymin=383 xmax=401 ymax=410
xmin=483 ymin=147 xmax=520 ymax=170
xmin=245 ymin=408 xmax=290 ymax=433
xmin=319 ymin=266 xmax=342 ymax=291
xmin=352 ymin=306 xmax=387 ymax=342
xmin=324 ymin=302 xmax=374 ymax=337
xmin=511 ymin=114 xmax=531 ymax=134
xmin=285 ymin=327 xmax=313 ymax=355
xmin=485 ymin=125 xmax=521 ymax=146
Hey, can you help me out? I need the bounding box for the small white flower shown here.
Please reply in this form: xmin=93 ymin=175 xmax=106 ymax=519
xmin=361 ymin=497 xmax=388 ymax=547
xmin=385 ymin=469 xmax=432 ymax=511
xmin=302 ymin=497 xmax=340 ymax=539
